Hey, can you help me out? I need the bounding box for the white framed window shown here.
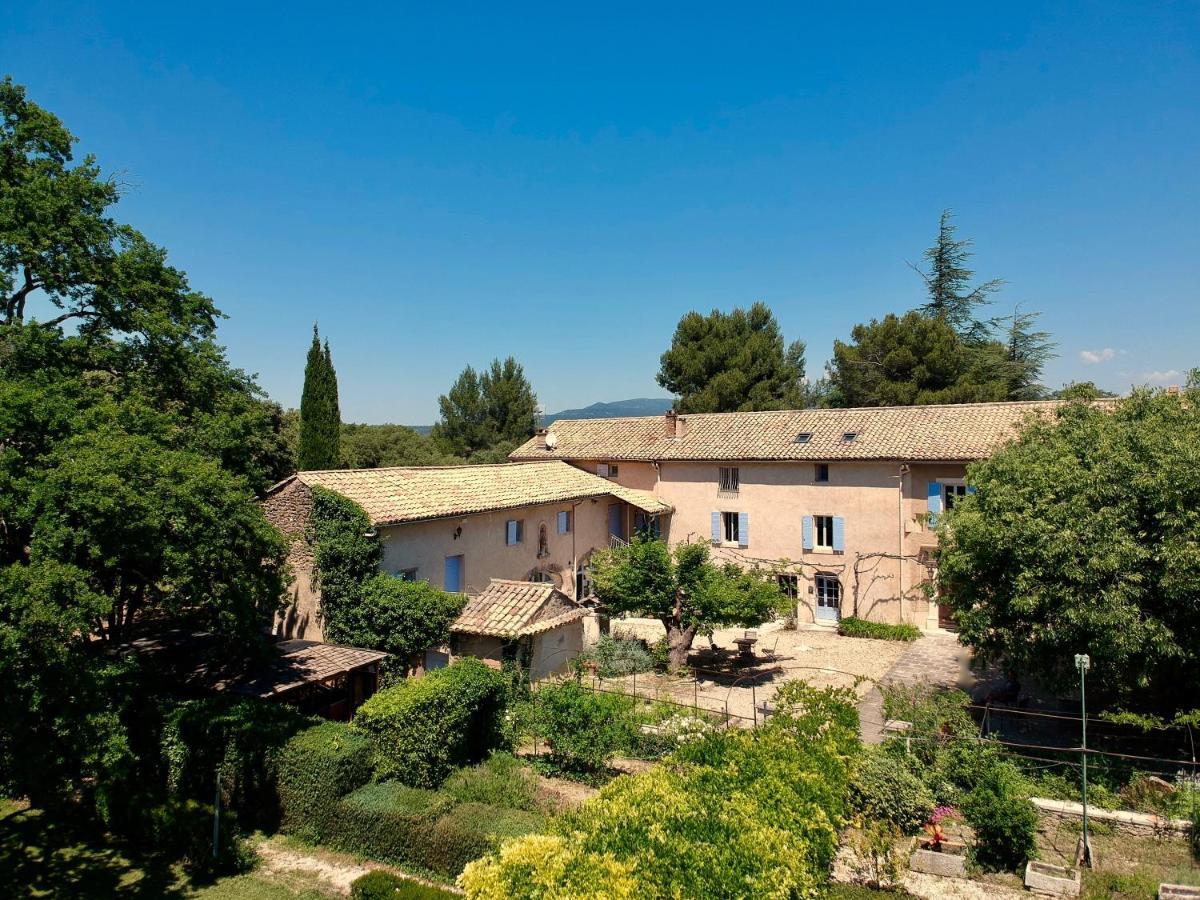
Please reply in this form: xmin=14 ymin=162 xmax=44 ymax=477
xmin=718 ymin=466 xmax=740 ymax=493
xmin=597 ymin=462 xmax=620 ymax=478
xmin=943 ymin=482 xmax=969 ymax=511
xmin=557 ymin=510 xmax=572 ymax=534
xmin=814 ymin=515 xmax=835 ymax=552
xmin=505 ymin=519 xmax=524 ymax=546
xmin=722 ymin=511 xmax=740 ymax=545
xmin=395 ymin=568 xmax=418 ymax=582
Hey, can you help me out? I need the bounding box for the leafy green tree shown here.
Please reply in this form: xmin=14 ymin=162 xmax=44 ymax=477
xmin=829 ymin=311 xmax=1009 ymax=407
xmin=0 ymin=79 xmax=291 ymax=818
xmin=1051 ymin=381 xmax=1116 ymax=400
xmin=298 ymin=324 xmax=341 ymax=470
xmin=937 ymin=387 xmax=1200 ymax=713
xmin=339 ymin=423 xmax=459 ymax=468
xmin=589 ymin=538 xmax=786 ymax=669
xmin=913 ymin=209 xmax=1003 ymax=342
xmin=433 ymin=357 xmax=538 ymax=457
xmin=996 ymin=304 xmax=1056 ymax=400
xmin=656 ymin=302 xmax=808 ymax=412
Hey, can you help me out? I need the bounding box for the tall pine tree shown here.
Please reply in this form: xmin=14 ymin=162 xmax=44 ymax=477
xmin=913 ymin=209 xmax=1003 ymax=342
xmin=298 ymin=324 xmax=341 ymax=470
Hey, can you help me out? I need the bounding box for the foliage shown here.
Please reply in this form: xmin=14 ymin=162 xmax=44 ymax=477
xmin=1052 ymin=380 xmax=1117 ymax=400
xmin=850 ymin=748 xmax=935 ymax=833
xmin=0 ymin=79 xmax=291 ymax=818
xmin=354 ymin=658 xmax=509 ymax=787
xmin=328 ymin=782 xmax=451 ymax=869
xmin=589 ymin=537 xmax=787 ymax=669
xmin=656 ymin=302 xmax=810 ymax=412
xmin=432 ymin=357 xmax=538 ymax=458
xmin=276 ymin=722 xmax=374 ymax=842
xmin=532 ymin=679 xmax=638 ymax=772
xmin=463 ymin=681 xmax=862 ymax=900
xmin=441 ymin=753 xmax=540 ymax=811
xmin=150 ymin=797 xmax=257 ymax=880
xmin=298 ymin=324 xmax=341 ymax=471
xmin=961 ymin=760 xmax=1038 ymax=871
xmin=339 ymin=422 xmax=461 ymax=468
xmin=937 ymin=387 xmax=1200 ymax=712
xmin=847 ymin=820 xmax=906 ymax=890
xmin=576 ymin=635 xmax=653 ymax=678
xmin=160 ymin=697 xmax=313 ymax=830
xmin=1190 ymin=803 xmax=1200 ymax=859
xmin=351 ymin=871 xmax=460 ymax=900
xmin=330 ymin=574 xmax=464 ymax=672
xmin=424 ymin=802 xmax=545 ymax=877
xmin=913 ymin=209 xmax=1003 ymax=341
xmin=838 ymin=617 xmax=921 ymax=642
xmin=829 ymin=310 xmax=1010 ymax=407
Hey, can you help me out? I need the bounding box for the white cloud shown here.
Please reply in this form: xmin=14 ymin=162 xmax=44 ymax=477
xmin=1079 ymin=347 xmax=1117 ymax=365
xmin=1140 ymin=369 xmax=1182 ymax=384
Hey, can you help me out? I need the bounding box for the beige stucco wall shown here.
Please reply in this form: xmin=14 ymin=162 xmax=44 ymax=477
xmin=586 ymin=459 xmax=967 ymax=629
xmin=378 ymin=497 xmax=622 ymax=598
xmin=530 ymin=621 xmax=585 ymax=680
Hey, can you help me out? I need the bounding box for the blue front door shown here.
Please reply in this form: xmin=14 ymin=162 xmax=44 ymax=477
xmin=444 ymin=555 xmax=463 ymax=593
xmin=814 ymin=574 xmax=841 ymax=623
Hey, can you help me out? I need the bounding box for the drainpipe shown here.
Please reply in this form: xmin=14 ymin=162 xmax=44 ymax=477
xmin=897 ymin=465 xmax=909 ymax=626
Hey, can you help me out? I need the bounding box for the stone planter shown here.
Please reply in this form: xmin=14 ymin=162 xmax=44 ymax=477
xmin=1159 ymin=885 xmax=1200 ymax=900
xmin=909 ymin=839 xmax=968 ymax=878
xmin=1024 ymin=860 xmax=1081 ymax=897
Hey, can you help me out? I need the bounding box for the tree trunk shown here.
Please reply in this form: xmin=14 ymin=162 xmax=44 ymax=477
xmin=665 ymin=621 xmax=697 ymax=671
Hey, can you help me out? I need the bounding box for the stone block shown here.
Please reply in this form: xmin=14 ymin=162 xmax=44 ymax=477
xmin=909 ymin=845 xmax=968 ymax=878
xmin=1159 ymin=885 xmax=1200 ymax=900
xmin=1024 ymin=860 xmax=1081 ymax=897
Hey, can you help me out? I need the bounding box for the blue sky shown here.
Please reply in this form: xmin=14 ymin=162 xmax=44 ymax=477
xmin=4 ymin=2 xmax=1198 ymax=423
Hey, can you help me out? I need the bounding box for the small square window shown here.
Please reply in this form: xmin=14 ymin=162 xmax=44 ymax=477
xmin=721 ymin=511 xmax=740 ymax=544
xmin=943 ymin=483 xmax=969 ymax=511
xmin=814 ymin=463 xmax=830 ymax=483
xmin=718 ymin=466 xmax=739 ymax=493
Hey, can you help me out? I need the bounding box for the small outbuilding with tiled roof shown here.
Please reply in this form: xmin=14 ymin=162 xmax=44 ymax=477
xmin=449 ymin=578 xmax=591 ymax=679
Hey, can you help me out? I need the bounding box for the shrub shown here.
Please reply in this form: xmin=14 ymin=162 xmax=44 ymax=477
xmin=425 ymin=802 xmax=545 ymax=876
xmin=579 ymin=635 xmax=653 ymax=678
xmin=441 ymin=753 xmax=539 ymax=811
xmin=149 ymin=798 xmax=256 ymax=880
xmin=838 ymin=616 xmax=921 ymax=641
xmin=463 ymin=682 xmax=864 ymax=899
xmin=355 ymin=658 xmax=508 ymax=787
xmin=159 ymin=696 xmax=313 ymax=831
xmin=962 ymin=761 xmax=1038 ymax=871
xmin=329 ymin=782 xmax=450 ymax=867
xmin=350 ymin=871 xmax=459 ymax=899
xmin=850 ymin=749 xmax=934 ymax=833
xmin=276 ymin=721 xmax=373 ymax=841
xmin=1190 ymin=803 xmax=1200 ymax=859
xmin=533 ymin=679 xmax=637 ymax=772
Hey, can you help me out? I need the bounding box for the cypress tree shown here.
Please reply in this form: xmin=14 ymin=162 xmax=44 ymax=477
xmin=298 ymin=324 xmax=341 ymax=470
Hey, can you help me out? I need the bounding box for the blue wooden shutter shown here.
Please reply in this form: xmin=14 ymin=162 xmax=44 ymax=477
xmin=966 ymin=485 xmax=977 ymax=495
xmin=927 ymin=480 xmax=942 ymax=524
xmin=506 ymin=520 xmax=518 ymax=545
xmin=832 ymin=516 xmax=845 ymax=552
xmin=711 ymin=512 xmax=721 ymax=545
xmin=444 ymin=556 xmax=462 ymax=592
xmin=802 ymin=515 xmax=814 ymax=551
xmin=738 ymin=512 xmax=749 ymax=548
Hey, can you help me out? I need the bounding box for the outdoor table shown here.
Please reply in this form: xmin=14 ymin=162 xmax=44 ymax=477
xmin=733 ymin=636 xmax=758 ymax=662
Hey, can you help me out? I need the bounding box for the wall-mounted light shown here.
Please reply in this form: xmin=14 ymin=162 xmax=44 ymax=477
xmin=453 ymin=526 xmax=462 ymax=540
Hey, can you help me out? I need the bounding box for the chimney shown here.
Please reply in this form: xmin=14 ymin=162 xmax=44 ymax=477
xmin=664 ymin=409 xmax=687 ymax=439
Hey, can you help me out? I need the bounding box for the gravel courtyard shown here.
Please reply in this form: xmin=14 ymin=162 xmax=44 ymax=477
xmin=605 ymin=619 xmax=910 ymax=725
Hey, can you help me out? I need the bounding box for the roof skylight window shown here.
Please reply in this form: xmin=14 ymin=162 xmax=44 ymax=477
xmin=794 ymin=432 xmax=812 ymax=444
xmin=842 ymin=431 xmax=859 ymax=442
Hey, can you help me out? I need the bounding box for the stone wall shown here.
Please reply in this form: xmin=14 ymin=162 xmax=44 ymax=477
xmin=262 ymin=477 xmax=323 ymax=640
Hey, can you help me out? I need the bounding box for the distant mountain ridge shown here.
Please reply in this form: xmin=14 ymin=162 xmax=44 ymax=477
xmin=541 ymin=398 xmax=674 ymax=424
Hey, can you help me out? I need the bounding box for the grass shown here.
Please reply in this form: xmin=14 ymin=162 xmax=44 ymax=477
xmin=826 ymin=884 xmax=917 ymax=898
xmin=193 ymin=872 xmax=338 ymax=899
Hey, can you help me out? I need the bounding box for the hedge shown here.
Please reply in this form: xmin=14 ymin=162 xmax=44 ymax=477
xmin=837 ymin=617 xmax=921 ymax=642
xmin=159 ymin=696 xmax=313 ymax=831
xmin=350 ymin=871 xmax=460 ymax=899
xmin=327 ymin=782 xmax=543 ymax=877
xmin=277 ymin=721 xmax=374 ymax=841
xmin=354 ymin=658 xmax=508 ymax=787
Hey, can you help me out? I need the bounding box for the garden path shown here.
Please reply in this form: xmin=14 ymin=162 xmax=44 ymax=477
xmin=256 ymin=836 xmax=464 ymax=896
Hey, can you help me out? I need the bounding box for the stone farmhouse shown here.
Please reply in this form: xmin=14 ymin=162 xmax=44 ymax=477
xmin=263 ymin=460 xmax=671 ymax=643
xmin=510 ymin=401 xmax=1084 ymax=631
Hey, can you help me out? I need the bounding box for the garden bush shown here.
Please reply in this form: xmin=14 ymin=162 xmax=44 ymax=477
xmin=961 ymin=760 xmax=1038 ymax=871
xmin=462 ymin=681 xmax=863 ymax=899
xmin=838 ymin=617 xmax=921 ymax=642
xmin=532 ymin=678 xmax=638 ymax=772
xmin=350 ymin=871 xmax=460 ymax=899
xmin=850 ymin=748 xmax=934 ymax=833
xmin=577 ymin=635 xmax=653 ymax=678
xmin=425 ymin=802 xmax=545 ymax=876
xmin=276 ymin=721 xmax=374 ymax=841
xmin=441 ymin=753 xmax=539 ymax=811
xmin=159 ymin=696 xmax=313 ymax=830
xmin=355 ymin=658 xmax=508 ymax=787
xmin=149 ymin=797 xmax=256 ymax=880
xmin=328 ymin=782 xmax=450 ymax=867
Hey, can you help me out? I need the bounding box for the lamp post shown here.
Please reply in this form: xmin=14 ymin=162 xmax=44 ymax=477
xmin=1075 ymin=653 xmax=1092 ymax=868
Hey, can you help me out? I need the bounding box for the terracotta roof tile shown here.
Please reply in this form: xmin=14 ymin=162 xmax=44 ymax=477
xmin=284 ymin=460 xmax=671 ymax=526
xmin=232 ymin=639 xmax=389 ymax=698
xmin=510 ymin=400 xmax=1120 ymax=463
xmin=452 ymin=579 xmax=588 ymax=638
